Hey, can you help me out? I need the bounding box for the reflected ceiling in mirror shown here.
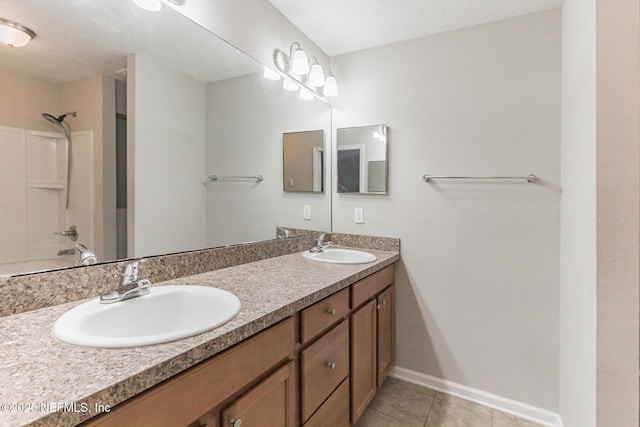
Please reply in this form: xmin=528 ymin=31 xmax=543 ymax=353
xmin=336 ymin=125 xmax=388 ymax=194
xmin=0 ymin=0 xmax=331 ymax=277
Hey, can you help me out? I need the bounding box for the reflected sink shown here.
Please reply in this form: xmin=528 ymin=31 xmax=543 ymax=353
xmin=302 ymin=248 xmax=377 ymax=264
xmin=52 ymin=285 xmax=241 ymax=348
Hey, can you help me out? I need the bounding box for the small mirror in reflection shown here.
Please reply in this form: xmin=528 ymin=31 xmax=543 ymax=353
xmin=283 ymin=130 xmax=325 ymax=193
xmin=336 ymin=124 xmax=388 ymax=194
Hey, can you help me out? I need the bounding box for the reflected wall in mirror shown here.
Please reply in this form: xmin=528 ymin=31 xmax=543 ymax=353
xmin=0 ymin=0 xmax=331 ymax=278
xmin=283 ymin=130 xmax=324 ymax=193
xmin=336 ymin=125 xmax=388 ymax=194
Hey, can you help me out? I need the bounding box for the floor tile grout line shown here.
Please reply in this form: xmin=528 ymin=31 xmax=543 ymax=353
xmin=423 ymin=393 xmax=435 ymax=427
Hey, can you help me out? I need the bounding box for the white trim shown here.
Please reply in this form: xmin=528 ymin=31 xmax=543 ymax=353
xmin=390 ymin=366 xmax=563 ymax=427
xmin=312 ymin=147 xmax=323 ymax=192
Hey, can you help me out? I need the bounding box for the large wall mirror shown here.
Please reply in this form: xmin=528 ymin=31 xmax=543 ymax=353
xmin=336 ymin=125 xmax=388 ymax=194
xmin=0 ymin=0 xmax=331 ymax=277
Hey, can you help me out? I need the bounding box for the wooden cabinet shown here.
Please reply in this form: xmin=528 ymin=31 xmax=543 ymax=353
xmin=349 ymin=264 xmax=396 ymax=425
xmin=221 ymin=361 xmax=295 ymax=427
xmin=298 ymin=288 xmax=350 ymax=425
xmin=300 ymin=319 xmax=349 ymax=422
xmin=376 ymin=285 xmax=395 ymax=386
xmin=84 ymin=317 xmax=295 ymax=427
xmin=303 ymin=378 xmax=350 ymax=427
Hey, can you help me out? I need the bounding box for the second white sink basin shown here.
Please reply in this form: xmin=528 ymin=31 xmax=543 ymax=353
xmin=52 ymin=285 xmax=241 ymax=348
xmin=302 ymin=247 xmax=377 ymax=264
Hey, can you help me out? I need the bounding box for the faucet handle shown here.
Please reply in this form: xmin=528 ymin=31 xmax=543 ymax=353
xmin=316 ymin=233 xmax=326 ymax=245
xmin=121 ymin=259 xmax=146 ymax=285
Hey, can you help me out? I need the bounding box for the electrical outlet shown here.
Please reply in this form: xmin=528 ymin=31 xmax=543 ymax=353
xmin=303 ymin=205 xmax=311 ymax=220
xmin=354 ymin=207 xmax=364 ymax=224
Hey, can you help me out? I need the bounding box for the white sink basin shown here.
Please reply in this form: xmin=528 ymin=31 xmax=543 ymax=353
xmin=302 ymin=248 xmax=377 ymax=264
xmin=52 ymin=285 xmax=241 ymax=348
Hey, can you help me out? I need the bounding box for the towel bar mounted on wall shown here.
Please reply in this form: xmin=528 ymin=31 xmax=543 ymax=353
xmin=207 ymin=175 xmax=264 ymax=182
xmin=422 ymin=174 xmax=537 ymax=183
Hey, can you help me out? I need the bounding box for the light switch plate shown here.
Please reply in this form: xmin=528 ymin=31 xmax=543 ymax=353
xmin=355 ymin=207 xmax=364 ymax=224
xmin=303 ymin=205 xmax=311 ymax=220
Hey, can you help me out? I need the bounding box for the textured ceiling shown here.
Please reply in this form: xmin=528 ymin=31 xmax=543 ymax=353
xmin=0 ymin=0 xmax=260 ymax=85
xmin=268 ymin=0 xmax=564 ymax=56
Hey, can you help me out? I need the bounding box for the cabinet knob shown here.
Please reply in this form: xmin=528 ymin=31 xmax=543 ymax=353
xmin=328 ymin=308 xmax=336 ymax=316
xmin=327 ymin=361 xmax=336 ymax=370
xmin=230 ymin=419 xmax=242 ymax=427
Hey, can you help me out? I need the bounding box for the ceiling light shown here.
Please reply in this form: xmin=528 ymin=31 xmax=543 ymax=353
xmin=0 ymin=18 xmax=36 ymax=48
xmin=263 ymin=67 xmax=281 ymax=81
xmin=323 ymin=73 xmax=338 ymax=97
xmin=308 ymin=60 xmax=325 ymax=88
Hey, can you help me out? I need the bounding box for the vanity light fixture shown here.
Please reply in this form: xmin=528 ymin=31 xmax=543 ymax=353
xmin=131 ymin=0 xmax=185 ymax=12
xmin=263 ymin=66 xmax=281 ymax=81
xmin=308 ymin=59 xmax=325 ymax=88
xmin=0 ymin=18 xmax=36 ymax=48
xmin=272 ymin=42 xmax=338 ymax=101
xmin=283 ymin=78 xmax=298 ymax=91
xmin=299 ymin=88 xmax=314 ymax=101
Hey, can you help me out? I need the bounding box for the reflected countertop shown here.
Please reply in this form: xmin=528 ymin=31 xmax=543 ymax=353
xmin=0 ymin=247 xmax=399 ymax=427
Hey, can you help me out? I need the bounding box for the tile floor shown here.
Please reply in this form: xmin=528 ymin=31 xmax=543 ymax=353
xmin=356 ymin=377 xmax=544 ymax=427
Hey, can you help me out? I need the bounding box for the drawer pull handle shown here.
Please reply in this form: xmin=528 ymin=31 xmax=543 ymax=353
xmin=327 ymin=361 xmax=336 ymax=370
xmin=230 ymin=419 xmax=242 ymax=427
xmin=328 ymin=308 xmax=336 ymax=316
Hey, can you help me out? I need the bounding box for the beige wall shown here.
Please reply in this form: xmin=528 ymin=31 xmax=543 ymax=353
xmin=0 ymin=70 xmax=60 ymax=131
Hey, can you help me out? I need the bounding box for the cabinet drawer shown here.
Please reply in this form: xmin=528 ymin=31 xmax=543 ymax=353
xmin=221 ymin=361 xmax=295 ymax=427
xmin=300 ymin=288 xmax=349 ymax=344
xmin=303 ymin=378 xmax=350 ymax=427
xmin=300 ymin=320 xmax=349 ymax=422
xmin=86 ymin=317 xmax=295 ymax=427
xmin=351 ymin=264 xmax=395 ymax=308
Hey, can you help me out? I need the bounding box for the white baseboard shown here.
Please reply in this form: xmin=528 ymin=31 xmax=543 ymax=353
xmin=389 ymin=366 xmax=563 ymax=427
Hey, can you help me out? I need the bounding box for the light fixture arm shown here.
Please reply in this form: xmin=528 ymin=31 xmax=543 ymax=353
xmin=273 ymin=48 xmax=327 ymax=101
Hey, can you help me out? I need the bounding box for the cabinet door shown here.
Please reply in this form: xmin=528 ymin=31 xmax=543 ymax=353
xmin=376 ymin=285 xmax=395 ymax=387
xmin=221 ymin=362 xmax=295 ymax=427
xmin=350 ymin=299 xmax=377 ymax=425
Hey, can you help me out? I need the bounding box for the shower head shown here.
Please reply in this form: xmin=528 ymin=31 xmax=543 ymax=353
xmin=41 ymin=111 xmax=76 ymax=126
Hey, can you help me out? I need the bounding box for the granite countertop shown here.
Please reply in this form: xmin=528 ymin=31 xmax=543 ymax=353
xmin=0 ymin=248 xmax=399 ymax=427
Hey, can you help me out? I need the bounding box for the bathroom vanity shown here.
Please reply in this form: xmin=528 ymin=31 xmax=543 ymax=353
xmin=0 ymin=243 xmax=398 ymax=427
xmin=84 ymin=264 xmax=395 ymax=427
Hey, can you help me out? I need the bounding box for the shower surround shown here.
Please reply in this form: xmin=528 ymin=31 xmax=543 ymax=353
xmin=0 ymin=124 xmax=95 ymax=276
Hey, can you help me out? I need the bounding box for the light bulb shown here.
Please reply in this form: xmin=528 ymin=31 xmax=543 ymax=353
xmin=291 ymin=47 xmax=309 ymax=75
xmin=308 ymin=63 xmax=325 ymax=87
xmin=263 ymin=67 xmax=281 ymax=81
xmin=299 ymin=89 xmax=314 ymax=101
xmin=283 ymin=78 xmax=298 ymax=92
xmin=323 ymin=75 xmax=338 ymax=97
xmin=131 ymin=0 xmax=162 ymax=12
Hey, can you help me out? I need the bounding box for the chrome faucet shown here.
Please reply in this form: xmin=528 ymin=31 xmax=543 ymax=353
xmin=100 ymin=260 xmax=151 ymax=304
xmin=57 ymin=243 xmax=97 ymax=265
xmin=310 ymin=233 xmax=331 ymax=253
xmin=75 ymin=243 xmax=97 ymax=265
